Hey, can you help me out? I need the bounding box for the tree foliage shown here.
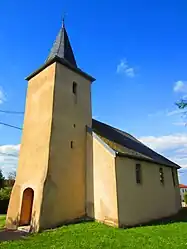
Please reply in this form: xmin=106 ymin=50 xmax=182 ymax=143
xmin=0 ymin=187 xmax=12 ymax=200
xmin=0 ymin=169 xmax=4 ymax=189
xmin=7 ymin=170 xmax=16 ymax=180
xmin=176 ymin=100 xmax=187 ymax=109
xmin=184 ymin=192 xmax=187 ymax=205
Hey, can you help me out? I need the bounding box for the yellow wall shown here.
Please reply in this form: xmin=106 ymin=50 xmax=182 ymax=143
xmin=86 ymin=132 xmax=94 ymax=218
xmin=86 ymin=134 xmax=181 ymax=228
xmin=116 ymin=156 xmax=181 ymax=226
xmin=40 ymin=62 xmax=92 ymax=229
xmin=6 ymin=63 xmax=56 ymax=231
xmin=89 ymin=133 xmax=118 ymax=226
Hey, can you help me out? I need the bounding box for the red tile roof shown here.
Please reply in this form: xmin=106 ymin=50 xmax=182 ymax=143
xmin=179 ymin=184 xmax=187 ymax=188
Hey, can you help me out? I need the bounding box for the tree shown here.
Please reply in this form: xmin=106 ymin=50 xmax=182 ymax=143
xmin=176 ymin=100 xmax=187 ymax=125
xmin=7 ymin=171 xmax=16 ymax=180
xmin=176 ymin=99 xmax=187 ymax=110
xmin=0 ymin=169 xmax=5 ymax=189
xmin=184 ymin=192 xmax=187 ymax=205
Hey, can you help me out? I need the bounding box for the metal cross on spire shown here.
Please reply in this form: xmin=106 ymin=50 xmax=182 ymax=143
xmin=62 ymin=12 xmax=67 ymax=27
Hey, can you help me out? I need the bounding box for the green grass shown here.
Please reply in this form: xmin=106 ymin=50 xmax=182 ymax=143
xmin=1 ymin=210 xmax=187 ymax=248
xmin=0 ymin=215 xmax=6 ymax=229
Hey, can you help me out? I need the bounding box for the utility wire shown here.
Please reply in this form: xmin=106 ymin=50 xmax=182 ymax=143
xmin=0 ymin=109 xmax=23 ymax=130
xmin=0 ymin=122 xmax=22 ymax=130
xmin=0 ymin=110 xmax=22 ymax=159
xmin=0 ymin=110 xmax=24 ymax=114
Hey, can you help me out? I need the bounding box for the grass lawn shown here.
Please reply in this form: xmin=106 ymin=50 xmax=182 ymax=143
xmin=1 ymin=210 xmax=187 ymax=248
xmin=0 ymin=215 xmax=6 ymax=229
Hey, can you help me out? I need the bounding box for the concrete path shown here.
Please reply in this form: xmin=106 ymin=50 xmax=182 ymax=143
xmin=0 ymin=229 xmax=28 ymax=242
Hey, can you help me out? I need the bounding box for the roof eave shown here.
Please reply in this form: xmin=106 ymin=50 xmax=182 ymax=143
xmin=116 ymin=151 xmax=181 ymax=169
xmin=25 ymin=56 xmax=95 ymax=82
xmin=86 ymin=126 xmax=117 ymax=157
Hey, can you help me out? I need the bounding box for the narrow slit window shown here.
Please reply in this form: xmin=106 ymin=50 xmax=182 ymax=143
xmin=159 ymin=167 xmax=164 ymax=185
xmin=172 ymin=168 xmax=176 ymax=187
xmin=136 ymin=164 xmax=142 ymax=184
xmin=73 ymin=82 xmax=77 ymax=95
xmin=70 ymin=141 xmax=74 ymax=149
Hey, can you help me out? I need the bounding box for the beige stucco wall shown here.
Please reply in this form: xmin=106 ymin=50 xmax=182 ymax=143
xmin=40 ymin=62 xmax=92 ymax=229
xmin=6 ymin=63 xmax=56 ymax=231
xmin=86 ymin=132 xmax=94 ymax=218
xmin=89 ymin=134 xmax=118 ymax=226
xmin=116 ymin=156 xmax=181 ymax=227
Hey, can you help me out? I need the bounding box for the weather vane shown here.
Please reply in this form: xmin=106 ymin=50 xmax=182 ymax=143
xmin=62 ymin=12 xmax=67 ymax=26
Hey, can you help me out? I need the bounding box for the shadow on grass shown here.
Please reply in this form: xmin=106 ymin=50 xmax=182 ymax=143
xmin=1 ymin=209 xmax=187 ymax=241
xmin=0 ymin=230 xmax=28 ymax=242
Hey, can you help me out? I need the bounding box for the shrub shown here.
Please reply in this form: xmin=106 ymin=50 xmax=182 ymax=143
xmin=0 ymin=169 xmax=5 ymax=189
xmin=0 ymin=187 xmax=12 ymax=200
xmin=0 ymin=187 xmax=12 ymax=214
xmin=0 ymin=199 xmax=9 ymax=214
xmin=184 ymin=192 xmax=187 ymax=204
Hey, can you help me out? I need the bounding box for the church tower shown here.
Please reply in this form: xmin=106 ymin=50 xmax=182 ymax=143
xmin=6 ymin=22 xmax=95 ymax=232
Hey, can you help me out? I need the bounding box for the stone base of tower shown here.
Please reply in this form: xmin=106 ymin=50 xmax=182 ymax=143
xmin=6 ymin=177 xmax=88 ymax=233
xmin=6 ymin=182 xmax=44 ymax=233
xmin=6 ymin=184 xmax=22 ymax=231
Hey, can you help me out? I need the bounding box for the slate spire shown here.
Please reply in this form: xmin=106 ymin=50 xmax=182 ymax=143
xmin=46 ymin=21 xmax=77 ymax=67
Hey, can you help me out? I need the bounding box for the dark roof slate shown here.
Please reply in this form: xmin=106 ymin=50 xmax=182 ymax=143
xmin=26 ymin=24 xmax=95 ymax=82
xmin=92 ymin=119 xmax=180 ymax=169
xmin=46 ymin=24 xmax=77 ymax=67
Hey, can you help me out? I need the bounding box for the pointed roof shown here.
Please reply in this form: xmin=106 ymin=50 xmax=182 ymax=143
xmin=46 ymin=23 xmax=77 ymax=67
xmin=25 ymin=22 xmax=95 ymax=82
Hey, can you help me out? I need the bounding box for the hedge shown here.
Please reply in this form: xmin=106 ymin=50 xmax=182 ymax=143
xmin=0 ymin=187 xmax=12 ymax=214
xmin=0 ymin=199 xmax=9 ymax=214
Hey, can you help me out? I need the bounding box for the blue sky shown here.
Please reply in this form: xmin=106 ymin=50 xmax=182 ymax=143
xmin=0 ymin=0 xmax=187 ymax=182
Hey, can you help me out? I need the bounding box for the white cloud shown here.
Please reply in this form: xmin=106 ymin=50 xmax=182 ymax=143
xmin=0 ymin=144 xmax=20 ymax=177
xmin=124 ymin=68 xmax=135 ymax=78
xmin=174 ymin=80 xmax=187 ymax=93
xmin=148 ymin=110 xmax=166 ymax=118
xmin=0 ymin=87 xmax=5 ymax=104
xmin=139 ymin=133 xmax=187 ymax=168
xmin=173 ymin=122 xmax=186 ymax=126
xmin=140 ymin=134 xmax=187 ymax=152
xmin=117 ymin=59 xmax=135 ymax=78
xmin=166 ymin=109 xmax=186 ymax=117
xmin=148 ymin=109 xmax=186 ymax=119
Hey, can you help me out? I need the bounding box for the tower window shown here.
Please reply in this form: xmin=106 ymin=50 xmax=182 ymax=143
xmin=135 ymin=164 xmax=142 ymax=184
xmin=172 ymin=168 xmax=176 ymax=187
xmin=70 ymin=141 xmax=74 ymax=149
xmin=159 ymin=167 xmax=164 ymax=185
xmin=73 ymin=82 xmax=77 ymax=95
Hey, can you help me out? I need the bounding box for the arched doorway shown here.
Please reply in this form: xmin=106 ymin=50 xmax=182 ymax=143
xmin=20 ymin=188 xmax=34 ymax=226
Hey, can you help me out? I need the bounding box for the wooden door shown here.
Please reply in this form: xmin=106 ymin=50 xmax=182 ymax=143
xmin=20 ymin=188 xmax=34 ymax=226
